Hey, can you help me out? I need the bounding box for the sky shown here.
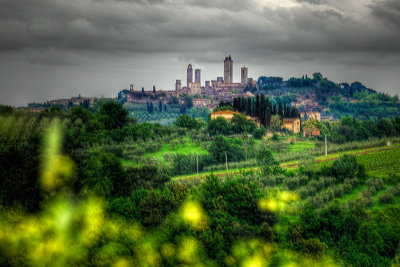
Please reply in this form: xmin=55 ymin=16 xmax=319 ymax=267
xmin=0 ymin=0 xmax=399 ymax=106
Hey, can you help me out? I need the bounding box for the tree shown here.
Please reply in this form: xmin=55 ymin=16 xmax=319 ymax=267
xmin=68 ymin=105 xmax=94 ymax=124
xmin=231 ymin=114 xmax=256 ymax=134
xmin=330 ymin=154 xmax=359 ymax=182
xmin=256 ymin=143 xmax=277 ymax=172
xmin=97 ymin=101 xmax=129 ymax=130
xmin=0 ymin=105 xmax=13 ymax=115
xmin=159 ymin=100 xmax=163 ymax=113
xmin=174 ymin=115 xmax=199 ymax=129
xmin=208 ymin=135 xmax=244 ymax=163
xmin=183 ymin=96 xmax=193 ymax=109
xmin=168 ymin=96 xmax=179 ymax=106
xmin=255 ymin=95 xmax=260 ymax=117
xmin=207 ymin=117 xmax=231 ymax=136
xmin=270 ymin=115 xmax=283 ymax=132
xmin=313 ymin=72 xmax=323 ymax=81
xmin=278 ymin=102 xmax=283 ymax=117
xmin=149 ymin=102 xmax=154 ymax=113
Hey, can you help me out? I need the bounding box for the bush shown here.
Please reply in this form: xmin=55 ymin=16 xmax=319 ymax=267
xmin=307 ymin=185 xmax=317 ymax=196
xmin=299 ymin=176 xmax=309 ymax=186
xmin=285 ymin=177 xmax=300 ymax=190
xmin=330 ymin=154 xmax=359 ymax=181
xmin=299 ymin=238 xmax=328 ymax=258
xmin=333 ymin=185 xmax=344 ymax=198
xmin=315 ymin=180 xmax=324 ymax=192
xmin=297 ymin=188 xmax=310 ymax=199
xmin=379 ymin=192 xmax=394 ymax=204
xmin=343 ymin=182 xmax=353 ymax=194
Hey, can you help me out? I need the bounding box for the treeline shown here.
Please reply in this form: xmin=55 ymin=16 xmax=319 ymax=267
xmin=257 ymin=73 xmax=395 ymax=105
xmin=321 ymin=116 xmax=400 ymax=143
xmin=219 ymin=94 xmax=299 ymax=129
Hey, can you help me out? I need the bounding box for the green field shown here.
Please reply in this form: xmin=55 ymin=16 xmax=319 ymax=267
xmin=288 ymin=142 xmax=315 ymax=152
xmin=122 ymin=137 xmax=209 ymax=167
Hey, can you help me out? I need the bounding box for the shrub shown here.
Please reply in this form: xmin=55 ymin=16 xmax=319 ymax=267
xmin=285 ymin=177 xmax=300 ymax=190
xmin=299 ymin=176 xmax=309 ymax=186
xmin=315 ymin=180 xmax=324 ymax=192
xmin=299 ymin=238 xmax=328 ymax=258
xmin=330 ymin=154 xmax=358 ymax=181
xmin=361 ymin=188 xmax=375 ymax=198
xmin=333 ymin=185 xmax=344 ymax=198
xmin=321 ymin=177 xmax=335 ymax=188
xmin=307 ymin=185 xmax=317 ymax=196
xmin=379 ymin=192 xmax=394 ymax=204
xmin=366 ymin=178 xmax=383 ymax=192
xmin=275 ymin=175 xmax=284 ymax=185
xmin=310 ymin=196 xmax=324 ymax=209
xmin=343 ymin=182 xmax=353 ymax=194
xmin=297 ymin=188 xmax=309 ymax=199
xmin=391 ymin=185 xmax=400 ymax=196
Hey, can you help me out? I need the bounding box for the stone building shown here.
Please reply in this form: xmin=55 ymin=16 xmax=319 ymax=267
xmin=241 ymin=66 xmax=248 ymax=86
xmin=195 ymin=69 xmax=201 ymax=84
xmin=283 ymin=118 xmax=301 ymax=134
xmin=175 ymin=80 xmax=182 ymax=91
xmin=187 ymin=64 xmax=193 ymax=87
xmin=211 ymin=110 xmax=241 ymax=121
xmin=301 ymin=111 xmax=321 ymax=122
xmin=224 ymin=55 xmax=233 ymax=83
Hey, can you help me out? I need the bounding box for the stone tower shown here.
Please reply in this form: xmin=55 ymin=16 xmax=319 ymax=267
xmin=175 ymin=80 xmax=182 ymax=91
xmin=241 ymin=66 xmax=248 ymax=86
xmin=224 ymin=55 xmax=233 ymax=84
xmin=187 ymin=64 xmax=193 ymax=87
xmin=195 ymin=69 xmax=201 ymax=84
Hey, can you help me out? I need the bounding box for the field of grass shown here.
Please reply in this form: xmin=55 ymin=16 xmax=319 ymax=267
xmin=143 ymin=137 xmax=208 ymax=161
xmin=122 ymin=137 xmax=209 ymax=167
xmin=289 ymin=142 xmax=315 ymax=152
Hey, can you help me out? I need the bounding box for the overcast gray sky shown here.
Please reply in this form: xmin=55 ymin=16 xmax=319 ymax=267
xmin=1 ymin=0 xmax=399 ymax=106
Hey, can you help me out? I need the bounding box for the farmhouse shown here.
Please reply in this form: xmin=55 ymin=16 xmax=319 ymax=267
xmin=211 ymin=110 xmax=239 ymax=121
xmin=210 ymin=110 xmax=260 ymax=126
xmin=283 ymin=118 xmax=301 ymax=134
xmin=303 ymin=127 xmax=321 ymax=138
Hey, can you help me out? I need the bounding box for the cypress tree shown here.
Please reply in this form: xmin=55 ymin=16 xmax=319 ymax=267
xmin=150 ymin=102 xmax=154 ymax=113
xmin=260 ymin=94 xmax=266 ymax=126
xmin=246 ymin=98 xmax=252 ymax=116
xmin=255 ymin=95 xmax=260 ymax=118
xmin=278 ymin=102 xmax=283 ymax=117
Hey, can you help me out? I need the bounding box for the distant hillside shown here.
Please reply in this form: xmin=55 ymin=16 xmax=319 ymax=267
xmin=256 ymin=73 xmax=400 ymax=121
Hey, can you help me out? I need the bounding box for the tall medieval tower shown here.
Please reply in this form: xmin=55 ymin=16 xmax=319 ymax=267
xmin=195 ymin=69 xmax=201 ymax=84
xmin=187 ymin=64 xmax=193 ymax=87
xmin=224 ymin=55 xmax=233 ymax=84
xmin=241 ymin=66 xmax=248 ymax=86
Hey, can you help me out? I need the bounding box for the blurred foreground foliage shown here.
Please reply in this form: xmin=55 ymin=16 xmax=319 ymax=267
xmin=1 ymin=105 xmax=400 ymax=266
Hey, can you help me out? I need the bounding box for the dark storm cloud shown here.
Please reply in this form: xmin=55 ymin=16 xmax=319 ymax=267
xmin=295 ymin=0 xmax=326 ymax=5
xmin=1 ymin=0 xmax=399 ymax=57
xmin=0 ymin=0 xmax=399 ymax=106
xmin=370 ymin=0 xmax=400 ymax=28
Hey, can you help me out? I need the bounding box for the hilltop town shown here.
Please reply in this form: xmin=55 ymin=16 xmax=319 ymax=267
xmin=25 ymin=55 xmax=400 ymax=125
